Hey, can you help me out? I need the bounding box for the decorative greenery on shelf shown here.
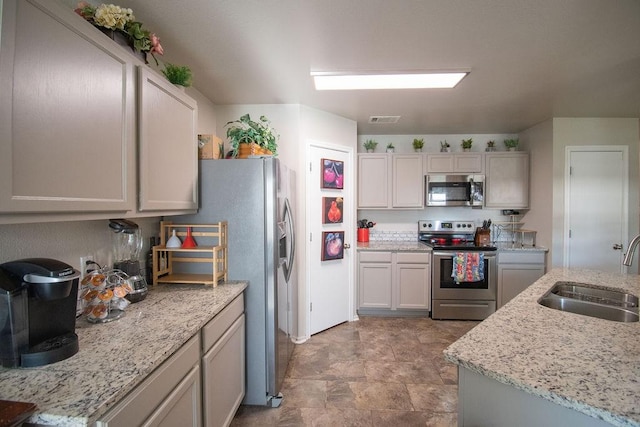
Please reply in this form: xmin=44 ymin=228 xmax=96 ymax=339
xmin=363 ymin=139 xmax=378 ymax=151
xmin=440 ymin=140 xmax=450 ymax=148
xmin=162 ymin=63 xmax=193 ymax=87
xmin=487 ymin=140 xmax=495 ymax=147
xmin=504 ymin=138 xmax=519 ymax=149
xmin=225 ymin=114 xmax=279 ymax=156
xmin=386 ymin=143 xmax=395 ymax=149
xmin=461 ymin=138 xmax=473 ymax=149
xmin=75 ymin=2 xmax=164 ymax=65
xmin=412 ymin=138 xmax=424 ymax=149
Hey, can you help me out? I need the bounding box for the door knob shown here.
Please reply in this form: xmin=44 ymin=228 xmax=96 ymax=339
xmin=343 ymin=243 xmax=351 ymax=249
xmin=613 ymin=244 xmax=623 ymax=250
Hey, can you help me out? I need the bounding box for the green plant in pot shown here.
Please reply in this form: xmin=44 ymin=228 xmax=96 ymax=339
xmin=386 ymin=143 xmax=395 ymax=153
xmin=440 ymin=140 xmax=450 ymax=152
xmin=162 ymin=63 xmax=192 ymax=87
xmin=504 ymin=138 xmax=519 ymax=151
xmin=225 ymin=114 xmax=279 ymax=157
xmin=363 ymin=139 xmax=378 ymax=153
xmin=412 ymin=138 xmax=424 ymax=152
xmin=461 ymin=138 xmax=473 ymax=151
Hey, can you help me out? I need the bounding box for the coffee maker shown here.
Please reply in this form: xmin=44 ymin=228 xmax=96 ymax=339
xmin=0 ymin=258 xmax=80 ymax=368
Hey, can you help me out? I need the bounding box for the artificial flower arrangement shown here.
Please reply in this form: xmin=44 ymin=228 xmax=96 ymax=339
xmin=74 ymin=2 xmax=164 ymax=65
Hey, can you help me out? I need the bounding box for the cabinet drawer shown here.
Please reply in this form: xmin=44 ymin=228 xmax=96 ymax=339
xmin=396 ymin=252 xmax=430 ymax=264
xmin=359 ymin=251 xmax=392 ymax=263
xmin=202 ymin=294 xmax=244 ymax=351
xmin=498 ymin=251 xmax=545 ymax=264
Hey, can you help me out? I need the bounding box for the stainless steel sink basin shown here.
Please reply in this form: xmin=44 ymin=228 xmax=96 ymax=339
xmin=538 ymin=281 xmax=639 ymax=322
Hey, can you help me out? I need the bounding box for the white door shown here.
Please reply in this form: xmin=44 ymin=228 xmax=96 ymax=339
xmin=307 ymin=143 xmax=353 ymax=335
xmin=565 ymin=147 xmax=628 ymax=273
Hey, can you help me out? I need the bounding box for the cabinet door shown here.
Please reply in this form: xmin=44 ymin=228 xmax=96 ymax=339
xmin=358 ymin=155 xmax=389 ymax=208
xmin=497 ymin=264 xmax=545 ymax=308
xmin=392 ymin=155 xmax=424 ymax=207
xmin=425 ymin=154 xmax=483 ymax=174
xmin=485 ymin=153 xmax=529 ymax=208
xmin=97 ymin=335 xmax=201 ymax=426
xmin=395 ymin=263 xmax=430 ymax=309
xmin=146 ymin=366 xmax=202 ymax=427
xmin=138 ymin=67 xmax=198 ymax=211
xmin=454 ymin=154 xmax=483 ymax=173
xmin=0 ymin=0 xmax=135 ymax=213
xmin=202 ymin=314 xmax=245 ymax=427
xmin=358 ymin=262 xmax=392 ymax=308
xmin=425 ymin=154 xmax=455 ymax=173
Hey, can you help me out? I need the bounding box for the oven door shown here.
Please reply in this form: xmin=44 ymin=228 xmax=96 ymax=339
xmin=432 ymin=251 xmax=497 ymax=300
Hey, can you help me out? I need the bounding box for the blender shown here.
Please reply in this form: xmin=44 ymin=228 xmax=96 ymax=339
xmin=108 ymin=219 xmax=148 ymax=302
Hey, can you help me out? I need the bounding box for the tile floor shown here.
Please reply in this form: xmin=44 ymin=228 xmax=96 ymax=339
xmin=231 ymin=316 xmax=479 ymax=427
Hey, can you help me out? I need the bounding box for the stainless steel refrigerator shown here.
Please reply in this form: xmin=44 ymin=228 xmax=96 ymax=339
xmin=175 ymin=157 xmax=296 ymax=407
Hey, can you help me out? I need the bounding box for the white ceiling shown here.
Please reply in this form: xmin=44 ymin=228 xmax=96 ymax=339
xmin=118 ymin=0 xmax=640 ymax=135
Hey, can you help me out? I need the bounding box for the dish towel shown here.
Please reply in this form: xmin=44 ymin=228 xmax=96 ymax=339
xmin=451 ymin=252 xmax=484 ymax=282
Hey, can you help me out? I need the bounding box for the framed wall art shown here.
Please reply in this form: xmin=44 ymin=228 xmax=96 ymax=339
xmin=321 ymin=158 xmax=344 ymax=189
xmin=322 ymin=231 xmax=344 ymax=261
xmin=322 ymin=197 xmax=343 ymax=224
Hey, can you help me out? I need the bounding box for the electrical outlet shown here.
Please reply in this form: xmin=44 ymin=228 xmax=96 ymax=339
xmin=79 ymin=255 xmax=95 ymax=279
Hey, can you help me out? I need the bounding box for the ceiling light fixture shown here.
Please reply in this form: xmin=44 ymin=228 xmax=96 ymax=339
xmin=311 ymin=71 xmax=468 ymax=90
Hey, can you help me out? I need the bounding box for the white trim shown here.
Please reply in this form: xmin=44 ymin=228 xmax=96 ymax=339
xmin=563 ymin=145 xmax=629 ymax=273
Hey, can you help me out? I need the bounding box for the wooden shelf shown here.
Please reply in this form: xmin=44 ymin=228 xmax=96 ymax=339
xmin=152 ymin=221 xmax=228 ymax=287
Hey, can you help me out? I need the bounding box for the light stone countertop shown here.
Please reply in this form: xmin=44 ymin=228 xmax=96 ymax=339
xmin=0 ymin=281 xmax=247 ymax=426
xmin=444 ymin=268 xmax=640 ymax=427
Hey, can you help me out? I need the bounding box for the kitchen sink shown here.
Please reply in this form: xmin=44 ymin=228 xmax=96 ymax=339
xmin=538 ymin=281 xmax=639 ymax=322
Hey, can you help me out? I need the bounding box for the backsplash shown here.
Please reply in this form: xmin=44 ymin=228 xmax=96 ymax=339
xmin=369 ymin=229 xmax=418 ymax=242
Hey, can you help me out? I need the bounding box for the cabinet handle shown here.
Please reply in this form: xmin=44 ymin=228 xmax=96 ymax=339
xmin=343 ymin=243 xmax=351 ymax=249
xmin=613 ymin=244 xmax=623 ymax=250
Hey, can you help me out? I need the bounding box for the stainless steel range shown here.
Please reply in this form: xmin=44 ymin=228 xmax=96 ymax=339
xmin=418 ymin=220 xmax=497 ymax=320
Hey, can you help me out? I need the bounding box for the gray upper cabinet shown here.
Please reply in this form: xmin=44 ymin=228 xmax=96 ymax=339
xmin=0 ymin=0 xmax=198 ymax=221
xmin=425 ymin=153 xmax=483 ymax=174
xmin=358 ymin=154 xmax=423 ymax=209
xmin=0 ymin=0 xmax=135 ymax=213
xmin=485 ymin=152 xmax=529 ymax=208
xmin=138 ymin=68 xmax=198 ymax=211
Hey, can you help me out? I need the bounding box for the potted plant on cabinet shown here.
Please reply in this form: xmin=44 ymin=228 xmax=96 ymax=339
xmin=461 ymin=138 xmax=473 ymax=151
xmin=486 ymin=140 xmax=496 ymax=152
xmin=363 ymin=139 xmax=378 ymax=153
xmin=440 ymin=140 xmax=450 ymax=152
xmin=412 ymin=138 xmax=424 ymax=152
xmin=225 ymin=114 xmax=279 ymax=158
xmin=504 ymin=138 xmax=519 ymax=151
xmin=386 ymin=143 xmax=395 ymax=153
xmin=161 ymin=63 xmax=192 ymax=88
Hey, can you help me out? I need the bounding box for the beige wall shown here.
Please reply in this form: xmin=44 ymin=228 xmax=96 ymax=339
xmin=553 ymin=118 xmax=639 ymax=269
xmin=520 ymin=120 xmax=554 ymax=264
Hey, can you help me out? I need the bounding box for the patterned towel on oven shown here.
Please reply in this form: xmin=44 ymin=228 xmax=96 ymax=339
xmin=451 ymin=252 xmax=484 ymax=282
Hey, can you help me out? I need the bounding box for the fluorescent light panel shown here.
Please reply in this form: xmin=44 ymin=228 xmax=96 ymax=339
xmin=312 ymin=72 xmax=468 ymax=90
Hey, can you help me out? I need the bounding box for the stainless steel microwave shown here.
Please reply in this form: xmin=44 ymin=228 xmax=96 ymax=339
xmin=425 ymin=175 xmax=484 ymax=207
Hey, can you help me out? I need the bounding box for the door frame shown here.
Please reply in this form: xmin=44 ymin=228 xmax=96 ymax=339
xmin=563 ymin=145 xmax=629 ymax=272
xmin=303 ymin=140 xmax=356 ymax=339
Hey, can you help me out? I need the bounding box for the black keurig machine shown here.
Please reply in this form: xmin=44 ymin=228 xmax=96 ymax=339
xmin=0 ymin=258 xmax=80 ymax=368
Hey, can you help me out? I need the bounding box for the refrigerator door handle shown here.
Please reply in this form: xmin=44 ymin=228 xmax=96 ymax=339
xmin=282 ymin=197 xmax=295 ymax=283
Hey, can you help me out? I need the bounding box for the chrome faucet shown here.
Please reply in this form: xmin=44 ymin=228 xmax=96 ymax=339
xmin=623 ymin=234 xmax=640 ymax=266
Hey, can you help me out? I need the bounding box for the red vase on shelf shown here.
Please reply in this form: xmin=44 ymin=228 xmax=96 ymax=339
xmin=181 ymin=227 xmax=197 ymax=248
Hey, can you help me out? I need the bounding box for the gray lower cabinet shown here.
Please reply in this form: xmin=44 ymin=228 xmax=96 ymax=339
xmin=201 ymin=295 xmax=245 ymax=427
xmin=497 ymin=251 xmax=545 ymax=309
xmin=358 ymin=251 xmax=430 ymax=315
xmin=97 ymin=335 xmax=202 ymax=426
xmin=97 ymin=294 xmax=245 ymax=427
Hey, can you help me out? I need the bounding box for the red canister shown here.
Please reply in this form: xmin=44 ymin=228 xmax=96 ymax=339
xmin=357 ymin=228 xmax=370 ymax=242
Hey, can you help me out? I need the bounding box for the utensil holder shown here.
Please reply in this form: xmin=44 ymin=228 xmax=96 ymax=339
xmin=357 ymin=228 xmax=369 ymax=243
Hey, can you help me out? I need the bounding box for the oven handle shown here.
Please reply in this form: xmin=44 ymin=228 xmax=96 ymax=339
xmin=433 ymin=251 xmax=496 ymax=258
